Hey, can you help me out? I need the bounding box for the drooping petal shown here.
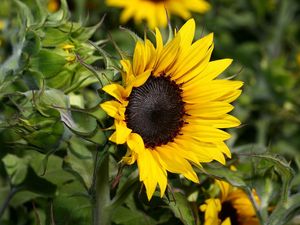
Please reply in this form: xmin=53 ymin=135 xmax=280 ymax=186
xmin=154 ymin=146 xmax=199 ymax=183
xmin=100 ymin=100 xmax=125 ymax=120
xmin=131 ymin=69 xmax=152 ymax=87
xmin=109 ymin=120 xmax=132 ymax=144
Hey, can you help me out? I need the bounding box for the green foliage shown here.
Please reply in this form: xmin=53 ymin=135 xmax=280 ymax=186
xmin=0 ymin=0 xmax=300 ymax=225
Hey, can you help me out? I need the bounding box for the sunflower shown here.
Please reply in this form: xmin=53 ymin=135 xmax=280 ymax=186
xmin=100 ymin=19 xmax=243 ymax=200
xmin=200 ymin=180 xmax=260 ymax=225
xmin=106 ymin=0 xmax=210 ymax=28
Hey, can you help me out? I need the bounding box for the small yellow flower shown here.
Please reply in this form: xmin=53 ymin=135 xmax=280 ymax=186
xmin=101 ymin=19 xmax=242 ymax=200
xmin=200 ymin=180 xmax=260 ymax=225
xmin=61 ymin=44 xmax=76 ymax=62
xmin=62 ymin=44 xmax=75 ymax=52
xmin=106 ymin=0 xmax=210 ymax=28
xmin=47 ymin=0 xmax=60 ymax=13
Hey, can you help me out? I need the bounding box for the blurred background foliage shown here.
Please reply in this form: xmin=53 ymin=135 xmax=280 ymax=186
xmin=0 ymin=0 xmax=300 ymax=225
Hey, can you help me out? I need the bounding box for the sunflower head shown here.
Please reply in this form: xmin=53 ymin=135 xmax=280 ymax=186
xmin=200 ymin=180 xmax=260 ymax=225
xmin=106 ymin=0 xmax=211 ymax=28
xmin=101 ymin=19 xmax=243 ymax=200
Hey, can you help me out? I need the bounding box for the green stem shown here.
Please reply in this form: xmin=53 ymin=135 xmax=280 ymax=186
xmin=92 ymin=151 xmax=111 ymax=225
xmin=0 ymin=187 xmax=18 ymax=219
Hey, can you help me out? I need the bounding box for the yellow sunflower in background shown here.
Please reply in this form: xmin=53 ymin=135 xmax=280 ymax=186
xmin=106 ymin=0 xmax=210 ymax=28
xmin=200 ymin=180 xmax=260 ymax=225
xmin=101 ymin=19 xmax=243 ymax=200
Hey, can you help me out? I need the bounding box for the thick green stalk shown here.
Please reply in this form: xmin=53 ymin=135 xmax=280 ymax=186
xmin=92 ymin=152 xmax=111 ymax=225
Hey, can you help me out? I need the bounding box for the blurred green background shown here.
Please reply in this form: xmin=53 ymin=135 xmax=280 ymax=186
xmin=0 ymin=0 xmax=300 ymax=224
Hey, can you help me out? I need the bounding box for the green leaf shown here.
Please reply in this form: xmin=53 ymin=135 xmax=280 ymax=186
xmin=202 ymin=164 xmax=247 ymax=188
xmin=63 ymin=110 xmax=98 ymax=137
xmin=14 ymin=0 xmax=34 ymax=27
xmin=267 ymin=193 xmax=300 ymax=225
xmin=2 ymin=154 xmax=28 ymax=186
xmin=41 ymin=27 xmax=70 ymax=46
xmin=119 ymin=26 xmax=143 ymax=43
xmin=164 ymin=192 xmax=196 ymax=225
xmin=62 ymin=161 xmax=90 ymax=192
xmin=30 ymin=49 xmax=66 ymax=78
xmin=71 ymin=21 xmax=103 ymax=42
xmin=23 ymin=167 xmax=56 ymax=196
xmin=109 ymin=170 xmax=139 ymax=209
xmin=111 ymin=206 xmax=157 ymax=225
xmin=50 ymin=178 xmax=91 ymax=225
xmin=25 ymin=89 xmax=69 ymax=117
xmin=23 ymin=30 xmax=41 ymax=56
xmin=23 ymin=120 xmax=64 ymax=150
xmin=250 ymin=154 xmax=294 ymax=202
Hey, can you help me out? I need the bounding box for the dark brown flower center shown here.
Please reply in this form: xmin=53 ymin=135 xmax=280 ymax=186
xmin=220 ymin=201 xmax=239 ymax=225
xmin=125 ymin=75 xmax=185 ymax=148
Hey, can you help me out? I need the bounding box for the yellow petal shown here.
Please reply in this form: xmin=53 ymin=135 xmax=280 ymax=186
xmin=109 ymin=120 xmax=132 ymax=144
xmin=144 ymin=39 xmax=156 ymax=70
xmin=171 ymin=33 xmax=214 ymax=80
xmin=153 ymin=35 xmax=181 ymax=75
xmin=183 ymin=80 xmax=243 ymax=103
xmin=200 ymin=59 xmax=233 ymax=81
xmin=175 ymin=136 xmax=227 ymax=164
xmin=120 ymin=6 xmax=135 ymax=23
xmin=120 ymin=59 xmax=135 ymax=86
xmin=187 ymin=114 xmax=241 ymax=128
xmin=138 ymin=149 xmax=167 ymax=200
xmin=186 ymin=101 xmax=234 ymax=118
xmin=182 ymin=125 xmax=231 ymax=141
xmin=100 ymin=101 xmax=125 ymax=120
xmin=221 ymin=218 xmax=231 ymax=225
xmin=177 ymin=18 xmax=195 ymax=48
xmin=216 ymin=180 xmax=232 ymax=202
xmin=127 ymin=133 xmax=145 ymax=154
xmin=181 ymin=0 xmax=211 ymax=13
xmin=217 ymin=90 xmax=243 ymax=103
xmin=216 ymin=142 xmax=231 ymax=158
xmin=154 ymin=146 xmax=199 ymax=183
xmin=131 ymin=69 xmax=152 ymax=87
xmin=133 ymin=41 xmax=146 ymax=75
xmin=167 ymin=1 xmax=191 ymax=19
xmin=200 ymin=198 xmax=222 ymax=225
xmin=102 ymin=83 xmax=127 ymax=102
xmin=151 ymin=151 xmax=168 ymax=197
xmin=173 ymin=136 xmax=214 ymax=162
xmin=163 ymin=142 xmax=201 ymax=166
xmin=122 ymin=149 xmax=137 ymax=165
xmin=155 ymin=27 xmax=164 ymax=56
